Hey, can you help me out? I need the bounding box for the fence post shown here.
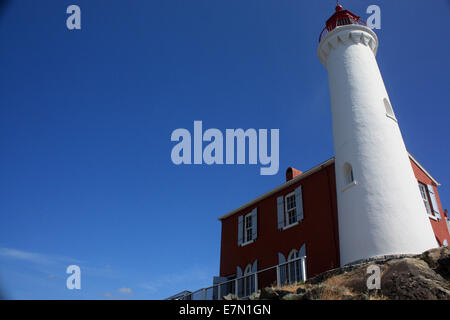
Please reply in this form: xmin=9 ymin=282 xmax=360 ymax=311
xmin=301 ymin=257 xmax=307 ymax=282
xmin=218 ymin=284 xmax=221 ymax=300
xmin=276 ymin=265 xmax=280 ymax=287
xmin=235 ymin=279 xmax=238 ymax=297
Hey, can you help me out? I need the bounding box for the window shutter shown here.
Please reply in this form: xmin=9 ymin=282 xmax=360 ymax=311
xmin=236 ymin=266 xmax=243 ymax=297
xmin=427 ymin=185 xmax=441 ymax=219
xmin=252 ymin=260 xmax=258 ymax=291
xmin=299 ymin=243 xmax=306 ymax=257
xmin=278 ymin=252 xmax=286 ymax=264
xmin=294 ymin=185 xmax=304 ymax=221
xmin=236 ymin=266 xmax=243 ymax=278
xmin=238 ymin=215 xmax=244 ymax=246
xmin=251 ymin=260 xmax=257 ymax=273
xmin=277 ymin=196 xmax=285 ymax=229
xmin=278 ymin=252 xmax=287 ymax=285
xmin=251 ymin=208 xmax=257 ymax=240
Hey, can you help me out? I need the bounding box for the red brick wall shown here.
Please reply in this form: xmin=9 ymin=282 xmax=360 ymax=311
xmin=219 ymin=164 xmax=340 ymax=281
xmin=410 ymin=159 xmax=450 ymax=245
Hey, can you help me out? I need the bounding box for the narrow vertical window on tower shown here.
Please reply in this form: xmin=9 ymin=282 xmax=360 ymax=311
xmin=384 ymin=98 xmax=396 ymax=120
xmin=343 ymin=162 xmax=354 ymax=186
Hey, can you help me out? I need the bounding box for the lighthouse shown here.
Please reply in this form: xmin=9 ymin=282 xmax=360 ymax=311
xmin=318 ymin=4 xmax=437 ymax=265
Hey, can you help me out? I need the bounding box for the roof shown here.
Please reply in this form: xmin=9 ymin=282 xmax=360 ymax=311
xmin=217 ymin=153 xmax=440 ymax=221
xmin=408 ymin=152 xmax=440 ymax=186
xmin=218 ymin=158 xmax=335 ymax=221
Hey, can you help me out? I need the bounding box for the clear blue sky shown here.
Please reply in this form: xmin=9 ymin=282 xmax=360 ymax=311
xmin=0 ymin=0 xmax=448 ymax=299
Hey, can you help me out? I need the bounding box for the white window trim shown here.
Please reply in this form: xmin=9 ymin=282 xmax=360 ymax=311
xmin=385 ymin=113 xmax=398 ymax=122
xmin=282 ymin=221 xmax=299 ymax=231
xmin=244 ymin=212 xmax=253 ymax=243
xmin=241 ymin=239 xmax=254 ymax=247
xmin=342 ymin=180 xmax=358 ymax=192
xmin=383 ymin=98 xmax=397 ymax=121
xmin=288 ymin=249 xmax=298 ymax=261
xmin=284 ymin=192 xmax=298 ymax=228
xmin=287 ymin=249 xmax=301 ymax=284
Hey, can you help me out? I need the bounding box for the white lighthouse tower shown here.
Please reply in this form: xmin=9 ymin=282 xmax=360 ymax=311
xmin=318 ymin=4 xmax=437 ymax=265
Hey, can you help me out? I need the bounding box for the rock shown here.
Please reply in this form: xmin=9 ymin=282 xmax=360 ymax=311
xmin=259 ymin=287 xmax=291 ymax=300
xmin=355 ymin=293 xmax=370 ymax=300
xmin=274 ymin=289 xmax=292 ymax=299
xmin=296 ymin=287 xmax=307 ymax=295
xmin=222 ymin=293 xmax=239 ymax=300
xmin=244 ymin=247 xmax=450 ymax=300
xmin=380 ymin=258 xmax=450 ymax=300
xmin=259 ymin=287 xmax=279 ymax=300
xmin=281 ymin=293 xmax=305 ymax=300
xmin=420 ymin=246 xmax=450 ymax=278
xmin=248 ymin=290 xmax=261 ymax=300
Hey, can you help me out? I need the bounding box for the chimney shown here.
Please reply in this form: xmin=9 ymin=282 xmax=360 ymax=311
xmin=286 ymin=167 xmax=303 ymax=182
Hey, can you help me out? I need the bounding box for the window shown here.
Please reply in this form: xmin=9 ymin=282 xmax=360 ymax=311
xmin=384 ymin=98 xmax=396 ymax=119
xmin=238 ymin=208 xmax=257 ymax=246
xmin=285 ymin=192 xmax=297 ymax=226
xmin=427 ymin=184 xmax=442 ymax=219
xmin=244 ymin=213 xmax=253 ymax=243
xmin=343 ymin=162 xmax=354 ymax=185
xmin=287 ymin=249 xmax=301 ymax=284
xmin=243 ymin=264 xmax=254 ymax=297
xmin=418 ymin=183 xmax=433 ymax=216
xmin=337 ymin=18 xmax=351 ymax=26
xmin=277 ymin=186 xmax=304 ymax=230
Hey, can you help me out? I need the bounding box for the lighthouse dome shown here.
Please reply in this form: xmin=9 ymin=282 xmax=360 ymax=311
xmin=319 ymin=3 xmax=367 ymax=42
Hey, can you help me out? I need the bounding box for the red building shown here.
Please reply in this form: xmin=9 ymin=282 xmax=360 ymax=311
xmin=217 ymin=154 xmax=449 ymax=294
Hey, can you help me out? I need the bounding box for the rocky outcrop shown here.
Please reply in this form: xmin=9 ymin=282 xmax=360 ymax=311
xmin=234 ymin=246 xmax=450 ymax=300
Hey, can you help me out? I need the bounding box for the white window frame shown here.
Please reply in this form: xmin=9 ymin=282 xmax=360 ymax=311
xmin=383 ymin=98 xmax=397 ymax=122
xmin=243 ymin=264 xmax=253 ymax=297
xmin=244 ymin=212 xmax=253 ymax=243
xmin=284 ymin=192 xmax=298 ymax=227
xmin=342 ymin=162 xmax=357 ymax=192
xmin=419 ymin=183 xmax=434 ymax=219
xmin=287 ymin=249 xmax=301 ymax=284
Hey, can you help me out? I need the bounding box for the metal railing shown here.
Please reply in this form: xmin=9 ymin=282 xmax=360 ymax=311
xmin=319 ymin=18 xmax=367 ymax=43
xmin=169 ymin=256 xmax=306 ymax=300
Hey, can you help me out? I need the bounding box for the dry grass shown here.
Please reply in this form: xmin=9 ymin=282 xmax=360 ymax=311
xmin=275 ymin=275 xmax=389 ymax=300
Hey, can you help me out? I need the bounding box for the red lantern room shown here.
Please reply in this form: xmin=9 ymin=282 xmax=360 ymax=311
xmin=319 ymin=2 xmax=367 ymax=42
